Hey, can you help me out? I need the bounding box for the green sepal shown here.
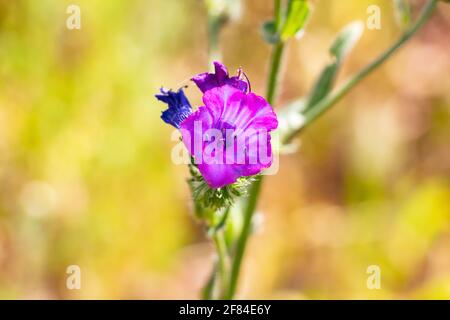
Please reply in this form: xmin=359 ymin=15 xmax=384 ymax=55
xmin=188 ymin=161 xmax=255 ymax=220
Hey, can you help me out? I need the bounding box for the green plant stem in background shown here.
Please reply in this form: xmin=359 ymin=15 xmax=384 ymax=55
xmin=274 ymin=0 xmax=283 ymax=31
xmin=226 ymin=0 xmax=438 ymax=299
xmin=208 ymin=15 xmax=224 ymax=66
xmin=212 ymin=230 xmax=230 ymax=299
xmin=202 ymin=265 xmax=216 ymax=300
xmin=266 ymin=43 xmax=285 ymax=105
xmin=299 ymin=0 xmax=439 ymax=133
xmin=225 ymin=41 xmax=286 ymax=300
xmin=225 ymin=176 xmax=262 ymax=299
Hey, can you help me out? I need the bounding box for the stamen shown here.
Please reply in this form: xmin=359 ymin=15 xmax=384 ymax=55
xmin=242 ymin=70 xmax=252 ymax=93
xmin=237 ymin=67 xmax=243 ymax=79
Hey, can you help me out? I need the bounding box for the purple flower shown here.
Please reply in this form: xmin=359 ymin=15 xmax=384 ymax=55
xmin=192 ymin=61 xmax=248 ymax=93
xmin=180 ymin=85 xmax=278 ymax=189
xmin=155 ymin=88 xmax=192 ymax=128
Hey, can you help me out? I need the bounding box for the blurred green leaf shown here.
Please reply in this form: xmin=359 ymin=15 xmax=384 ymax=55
xmin=278 ymin=22 xmax=363 ymax=142
xmin=261 ymin=20 xmax=280 ymax=44
xmin=280 ymin=0 xmax=310 ymax=41
xmin=393 ymin=0 xmax=412 ymax=29
xmin=305 ymin=21 xmax=364 ymax=112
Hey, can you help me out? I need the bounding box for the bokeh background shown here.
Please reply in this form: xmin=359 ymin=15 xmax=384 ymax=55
xmin=0 ymin=0 xmax=449 ymax=299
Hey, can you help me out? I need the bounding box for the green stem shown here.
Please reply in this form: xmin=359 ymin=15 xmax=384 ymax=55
xmin=201 ymin=264 xmax=216 ymax=300
xmin=274 ymin=0 xmax=283 ymax=31
xmin=226 ymin=41 xmax=285 ymax=300
xmin=212 ymin=230 xmax=230 ymax=299
xmin=266 ymin=43 xmax=285 ymax=105
xmin=208 ymin=15 xmax=224 ymax=66
xmin=225 ymin=177 xmax=262 ymax=299
xmin=300 ymin=0 xmax=438 ymax=132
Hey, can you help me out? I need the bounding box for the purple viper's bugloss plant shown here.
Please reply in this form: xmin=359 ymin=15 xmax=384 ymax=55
xmin=156 ymin=61 xmax=278 ymax=209
xmin=152 ymin=0 xmax=440 ymax=300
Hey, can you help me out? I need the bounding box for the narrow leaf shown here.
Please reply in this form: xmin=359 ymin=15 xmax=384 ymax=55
xmin=393 ymin=0 xmax=412 ymax=29
xmin=280 ymin=0 xmax=310 ymax=41
xmin=305 ymin=21 xmax=364 ymax=112
xmin=278 ymin=21 xmax=363 ymax=143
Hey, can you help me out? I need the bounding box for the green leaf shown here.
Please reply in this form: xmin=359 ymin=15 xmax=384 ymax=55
xmin=278 ymin=22 xmax=363 ymax=143
xmin=393 ymin=0 xmax=412 ymax=29
xmin=261 ymin=20 xmax=280 ymax=44
xmin=304 ymin=21 xmax=364 ymax=112
xmin=280 ymin=0 xmax=310 ymax=41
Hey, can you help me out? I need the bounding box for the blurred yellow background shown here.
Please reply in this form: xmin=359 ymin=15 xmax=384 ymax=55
xmin=0 ymin=0 xmax=449 ymax=299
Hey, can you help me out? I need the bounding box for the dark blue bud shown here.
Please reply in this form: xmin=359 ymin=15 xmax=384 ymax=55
xmin=155 ymin=88 xmax=193 ymax=129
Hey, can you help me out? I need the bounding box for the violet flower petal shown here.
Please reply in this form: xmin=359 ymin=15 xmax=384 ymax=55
xmin=180 ymin=85 xmax=278 ymax=188
xmin=191 ymin=61 xmax=248 ymax=93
